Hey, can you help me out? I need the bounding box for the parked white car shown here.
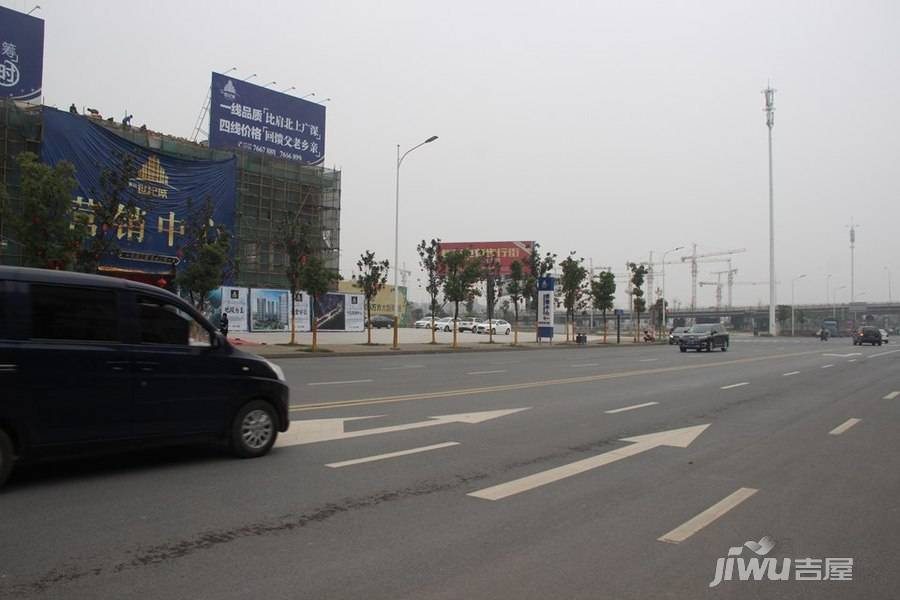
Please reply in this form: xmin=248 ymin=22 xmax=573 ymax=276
xmin=414 ymin=316 xmax=437 ymax=328
xmin=431 ymin=316 xmax=460 ymax=332
xmin=475 ymin=319 xmax=511 ymax=335
xmin=458 ymin=317 xmax=484 ymax=332
xmin=879 ymin=328 xmax=890 ymax=344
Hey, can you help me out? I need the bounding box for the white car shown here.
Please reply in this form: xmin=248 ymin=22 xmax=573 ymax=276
xmin=879 ymin=329 xmax=890 ymax=344
xmin=414 ymin=316 xmax=437 ymax=328
xmin=475 ymin=319 xmax=511 ymax=335
xmin=431 ymin=316 xmax=459 ymax=332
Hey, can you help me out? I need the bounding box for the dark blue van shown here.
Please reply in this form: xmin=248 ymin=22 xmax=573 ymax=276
xmin=0 ymin=266 xmax=290 ymax=489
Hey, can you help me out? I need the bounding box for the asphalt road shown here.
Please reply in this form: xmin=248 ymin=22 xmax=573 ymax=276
xmin=2 ymin=337 xmax=898 ymax=599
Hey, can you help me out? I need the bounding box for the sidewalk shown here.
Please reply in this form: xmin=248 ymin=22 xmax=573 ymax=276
xmin=227 ymin=328 xmax=663 ymax=359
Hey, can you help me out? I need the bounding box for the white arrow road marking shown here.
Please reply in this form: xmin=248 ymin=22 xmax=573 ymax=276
xmin=308 ymin=379 xmax=374 ymax=386
xmin=783 ymin=371 xmax=800 ymax=376
xmin=468 ymin=424 xmax=710 ymax=501
xmin=720 ymin=382 xmax=749 ymax=390
xmin=326 ymin=442 xmax=460 ymax=468
xmin=829 ymin=418 xmax=861 ymax=436
xmin=277 ymin=408 xmax=530 ymax=447
xmin=605 ymin=402 xmax=659 ymax=414
xmin=883 ymin=391 xmax=900 ymax=400
xmin=658 ymin=488 xmax=758 ymax=544
xmin=823 ymin=353 xmax=862 ymax=358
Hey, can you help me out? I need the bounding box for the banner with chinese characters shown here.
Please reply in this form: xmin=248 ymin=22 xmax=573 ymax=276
xmin=40 ymin=108 xmax=236 ymax=273
xmin=344 ymin=294 xmax=365 ymax=332
xmin=438 ymin=241 xmax=534 ymax=276
xmin=537 ymin=276 xmax=555 ymax=340
xmin=292 ymin=292 xmax=311 ymax=332
xmin=208 ymin=72 xmax=326 ymax=165
xmin=0 ymin=6 xmax=44 ymax=102
xmin=219 ymin=286 xmax=249 ymax=333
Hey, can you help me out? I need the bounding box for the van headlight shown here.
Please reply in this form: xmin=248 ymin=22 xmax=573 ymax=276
xmin=264 ymin=359 xmax=286 ymax=382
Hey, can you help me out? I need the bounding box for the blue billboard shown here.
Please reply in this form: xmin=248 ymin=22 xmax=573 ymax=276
xmin=208 ymin=72 xmax=326 ymax=164
xmin=41 ymin=108 xmax=236 ymax=273
xmin=0 ymin=6 xmax=44 ymax=101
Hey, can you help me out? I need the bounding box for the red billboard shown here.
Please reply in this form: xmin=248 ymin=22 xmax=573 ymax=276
xmin=438 ymin=241 xmax=535 ymax=276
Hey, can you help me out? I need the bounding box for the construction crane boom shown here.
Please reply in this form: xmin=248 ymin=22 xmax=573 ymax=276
xmin=681 ymin=244 xmax=747 ymax=313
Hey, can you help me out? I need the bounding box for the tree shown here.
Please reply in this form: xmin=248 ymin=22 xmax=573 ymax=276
xmin=629 ymin=262 xmax=649 ymax=340
xmin=559 ymin=252 xmax=588 ymax=342
xmin=651 ymin=297 xmax=668 ymax=332
xmin=75 ymin=153 xmax=141 ymax=273
xmin=590 ymin=270 xmax=616 ymax=343
xmin=776 ymin=304 xmax=791 ymax=332
xmin=355 ymin=250 xmax=390 ymax=345
xmin=0 ymin=152 xmax=84 ymax=270
xmin=527 ymin=243 xmax=556 ymax=341
xmin=507 ymin=259 xmax=525 ymax=345
xmin=280 ymin=213 xmax=314 ymax=345
xmin=442 ymin=249 xmax=482 ymax=348
xmin=175 ymin=198 xmax=234 ymax=314
xmin=481 ymin=256 xmax=503 ymax=343
xmin=417 ymin=238 xmax=444 ymax=344
xmin=300 ymin=255 xmax=341 ymax=352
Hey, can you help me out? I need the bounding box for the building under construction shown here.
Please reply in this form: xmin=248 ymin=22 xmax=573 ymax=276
xmin=0 ymin=98 xmax=341 ymax=288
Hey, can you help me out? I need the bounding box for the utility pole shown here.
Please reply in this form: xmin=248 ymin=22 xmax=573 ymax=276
xmin=763 ymin=83 xmax=777 ymax=336
xmin=848 ymin=219 xmax=856 ymax=304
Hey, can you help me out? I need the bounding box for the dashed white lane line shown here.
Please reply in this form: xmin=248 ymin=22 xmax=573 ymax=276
xmin=883 ymin=391 xmax=900 ymax=400
xmin=720 ymin=382 xmax=750 ymax=390
xmin=829 ymin=418 xmax=861 ymax=436
xmin=639 ymin=358 xmax=659 ymax=362
xmin=821 ymin=364 xmax=834 ymax=369
xmin=848 ymin=359 xmax=858 ymax=363
xmin=870 ymin=348 xmax=900 ymax=358
xmin=325 ymin=442 xmax=460 ymax=468
xmin=467 ymin=370 xmax=507 ymax=375
xmin=658 ymin=487 xmax=759 ymax=544
xmin=308 ymin=379 xmax=374 ymax=386
xmin=381 ymin=365 xmax=425 ymax=371
xmin=605 ymin=401 xmax=659 ymax=414
xmin=570 ymin=363 xmax=600 ymax=368
xmin=783 ymin=371 xmax=801 ymax=377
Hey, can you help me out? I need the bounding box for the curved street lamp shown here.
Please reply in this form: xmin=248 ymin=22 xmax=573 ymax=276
xmin=393 ymin=136 xmax=439 ymax=349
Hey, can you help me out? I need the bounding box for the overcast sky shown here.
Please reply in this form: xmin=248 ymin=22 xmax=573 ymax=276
xmin=6 ymin=0 xmax=899 ymax=308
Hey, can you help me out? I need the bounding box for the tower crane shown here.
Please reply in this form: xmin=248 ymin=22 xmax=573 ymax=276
xmin=681 ymin=244 xmax=747 ymax=312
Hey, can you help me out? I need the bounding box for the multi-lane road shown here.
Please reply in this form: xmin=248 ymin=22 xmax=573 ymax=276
xmin=2 ymin=337 xmax=898 ymax=599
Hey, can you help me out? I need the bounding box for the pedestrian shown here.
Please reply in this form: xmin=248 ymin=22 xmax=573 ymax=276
xmin=219 ymin=312 xmax=229 ymax=337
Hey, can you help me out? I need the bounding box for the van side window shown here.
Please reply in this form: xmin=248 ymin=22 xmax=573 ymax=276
xmin=138 ymin=296 xmax=211 ymax=347
xmin=31 ymin=285 xmax=119 ymax=341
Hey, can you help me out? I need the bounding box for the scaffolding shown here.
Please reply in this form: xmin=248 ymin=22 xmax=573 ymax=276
xmin=0 ymin=100 xmax=341 ymax=285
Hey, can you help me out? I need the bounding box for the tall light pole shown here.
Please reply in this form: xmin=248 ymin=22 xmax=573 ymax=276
xmin=791 ymin=274 xmax=806 ymax=337
xmin=661 ymin=246 xmax=684 ymax=331
xmin=826 ymin=273 xmax=832 ymax=306
xmin=848 ymin=219 xmax=856 ymax=304
xmin=763 ymin=84 xmax=777 ymax=336
xmin=393 ymin=136 xmax=439 ymax=349
xmin=832 ymin=284 xmax=845 ymax=319
xmin=885 ymin=266 xmax=893 ymax=303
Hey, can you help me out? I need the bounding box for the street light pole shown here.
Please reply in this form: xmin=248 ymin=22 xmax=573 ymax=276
xmin=763 ymin=84 xmax=777 ymax=336
xmin=393 ymin=136 xmax=439 ymax=349
xmin=832 ymin=285 xmax=845 ymax=319
xmin=791 ymin=274 xmax=806 ymax=337
xmin=661 ymin=246 xmax=684 ymax=332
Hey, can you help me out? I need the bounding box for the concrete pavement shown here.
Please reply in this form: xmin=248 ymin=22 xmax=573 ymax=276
xmin=1 ymin=338 xmax=897 ymax=599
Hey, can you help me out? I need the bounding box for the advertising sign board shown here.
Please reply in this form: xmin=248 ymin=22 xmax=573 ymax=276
xmin=537 ymin=276 xmax=555 ymax=340
xmin=438 ymin=241 xmax=534 ymax=276
xmin=0 ymin=6 xmax=44 ymax=102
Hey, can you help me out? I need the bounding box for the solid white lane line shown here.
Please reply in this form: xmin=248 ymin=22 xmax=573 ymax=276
xmin=883 ymin=391 xmax=900 ymax=400
xmin=829 ymin=418 xmax=861 ymax=436
xmin=821 ymin=364 xmax=834 ymax=369
xmin=571 ymin=363 xmax=600 ymax=368
xmin=467 ymin=370 xmax=507 ymax=375
xmin=308 ymin=379 xmax=374 ymax=386
xmin=720 ymin=382 xmax=749 ymax=390
xmin=381 ymin=365 xmax=425 ymax=370
xmin=605 ymin=401 xmax=659 ymax=414
xmin=658 ymin=488 xmax=759 ymax=544
xmin=870 ymin=348 xmax=900 ymax=358
xmin=325 ymin=442 xmax=460 ymax=468
xmin=783 ymin=371 xmax=800 ymax=376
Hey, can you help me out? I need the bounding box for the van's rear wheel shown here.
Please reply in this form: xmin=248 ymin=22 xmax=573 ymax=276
xmin=230 ymin=400 xmax=277 ymax=458
xmin=0 ymin=430 xmax=14 ymax=490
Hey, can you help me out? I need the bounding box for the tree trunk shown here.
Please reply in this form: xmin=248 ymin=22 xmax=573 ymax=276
xmin=603 ymin=311 xmax=608 ymax=343
xmin=366 ymin=300 xmax=372 ymax=345
xmin=452 ymin=302 xmax=459 ymax=348
xmin=312 ymin=296 xmax=318 ymax=351
xmin=513 ymin=304 xmax=519 ymax=346
xmin=290 ymin=292 xmax=296 ymax=345
xmin=430 ymin=304 xmax=436 ymax=344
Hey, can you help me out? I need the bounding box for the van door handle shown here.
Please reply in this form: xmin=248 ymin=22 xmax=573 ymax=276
xmin=136 ymin=361 xmax=159 ymax=373
xmin=107 ymin=361 xmax=129 ymax=372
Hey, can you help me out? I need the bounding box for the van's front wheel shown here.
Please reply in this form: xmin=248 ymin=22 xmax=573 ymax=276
xmin=230 ymin=400 xmax=277 ymax=458
xmin=0 ymin=430 xmax=14 ymax=490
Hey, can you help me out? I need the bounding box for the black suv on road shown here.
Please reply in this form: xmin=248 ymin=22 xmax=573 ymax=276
xmin=853 ymin=326 xmax=882 ymax=346
xmin=679 ymin=324 xmax=730 ymax=352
